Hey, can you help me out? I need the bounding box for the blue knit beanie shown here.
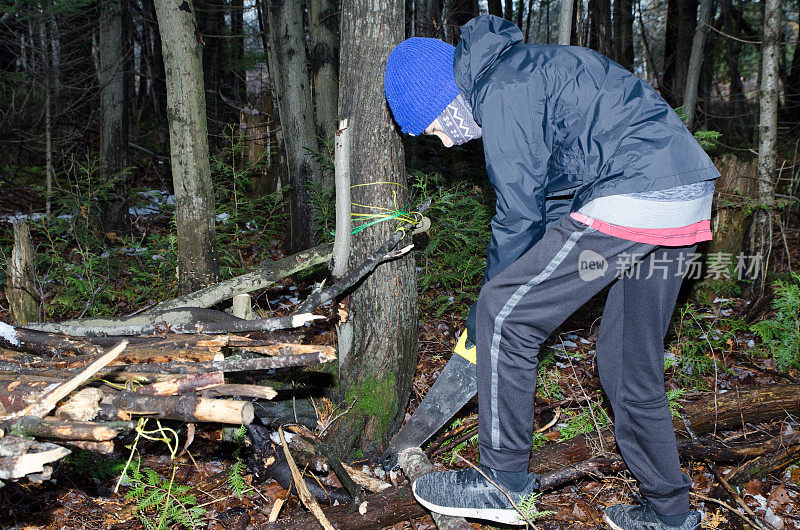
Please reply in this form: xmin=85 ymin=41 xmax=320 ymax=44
xmin=384 ymin=37 xmax=461 ymax=136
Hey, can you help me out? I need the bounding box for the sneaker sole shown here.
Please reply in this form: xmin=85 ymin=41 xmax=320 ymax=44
xmin=603 ymin=513 xmax=624 ymax=530
xmin=411 ymin=481 xmax=527 ymax=526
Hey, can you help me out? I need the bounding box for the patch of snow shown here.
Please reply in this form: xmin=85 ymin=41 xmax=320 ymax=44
xmin=579 ymin=337 xmax=591 ymax=344
xmin=216 ymin=212 xmax=230 ymax=222
xmin=561 ymin=340 xmax=578 ymax=349
xmin=269 ymin=431 xmax=294 ymax=444
xmin=712 ymin=297 xmax=732 ymax=304
xmin=1 ymin=212 xmax=46 ymax=223
xmin=746 ymin=339 xmax=756 ymax=349
xmin=0 ymin=321 xmax=20 ymax=346
xmin=245 ymin=221 xmax=257 ymax=231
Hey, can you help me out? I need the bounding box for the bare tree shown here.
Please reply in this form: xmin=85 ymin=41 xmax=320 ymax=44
xmin=682 ymin=0 xmax=713 ymax=129
xmin=98 ymin=0 xmax=129 ymax=232
xmin=325 ymin=0 xmax=418 ymax=457
xmin=587 ymin=0 xmax=611 ymax=56
xmin=307 ymin=0 xmax=339 ymax=148
xmin=558 ymin=0 xmax=574 ymax=44
xmin=266 ymin=0 xmax=324 ymax=251
xmin=752 ymin=0 xmax=781 ymax=294
xmin=152 ymin=0 xmax=220 ymax=293
xmin=613 ymin=0 xmax=633 ymax=69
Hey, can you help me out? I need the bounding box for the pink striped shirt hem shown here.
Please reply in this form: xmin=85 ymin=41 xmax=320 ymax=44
xmin=570 ymin=212 xmax=712 ymax=246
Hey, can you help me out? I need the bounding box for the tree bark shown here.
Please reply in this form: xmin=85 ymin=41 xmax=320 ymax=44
xmin=143 ymin=0 xmax=168 ymax=152
xmin=326 ymin=0 xmax=418 ymax=459
xmin=399 ymin=448 xmax=471 ymax=529
xmin=708 ymin=155 xmax=757 ymax=257
xmin=488 ymin=0 xmax=503 ymax=17
xmin=266 ymin=0 xmax=324 ymax=251
xmin=721 ymin=0 xmax=751 ymax=141
xmin=98 ymin=0 xmax=130 ymax=233
xmin=415 ymin=0 xmax=444 ymax=38
xmin=751 ymin=0 xmax=780 ymax=295
xmin=558 ymin=0 xmax=574 ymax=45
xmin=6 ymin=222 xmax=38 ymax=325
xmin=307 ymin=0 xmax=339 ymax=152
xmin=662 ymin=0 xmax=697 ymax=106
xmin=682 ymin=0 xmax=713 ymax=129
xmin=612 ymin=0 xmax=634 ymax=70
xmin=153 ymin=0 xmax=220 ymax=293
xmin=588 ymin=0 xmax=612 ymax=56
xmin=444 ymin=0 xmax=478 ymax=44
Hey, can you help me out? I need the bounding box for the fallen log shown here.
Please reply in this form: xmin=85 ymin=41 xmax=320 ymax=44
xmin=203 ymin=384 xmax=277 ymax=400
xmin=138 ymin=372 xmax=225 ymax=396
xmin=530 ymin=384 xmax=800 ymax=474
xmin=0 ymin=416 xmax=128 ymax=441
xmin=59 ymin=440 xmax=115 ymax=454
xmin=0 ymin=435 xmax=70 ymax=481
xmin=110 ymin=392 xmax=254 ymax=425
xmin=0 ymin=323 xmax=102 ymax=357
xmin=14 ymin=341 xmax=126 ymax=419
xmin=147 ymin=242 xmax=333 ymax=313
xmin=726 ymin=434 xmax=800 ymax=485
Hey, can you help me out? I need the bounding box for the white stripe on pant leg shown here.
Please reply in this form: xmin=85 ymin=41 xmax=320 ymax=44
xmin=490 ymin=225 xmax=593 ymax=447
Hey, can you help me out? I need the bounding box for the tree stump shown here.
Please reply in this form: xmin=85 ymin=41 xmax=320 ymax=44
xmin=6 ymin=222 xmax=38 ymax=325
xmin=709 ymin=155 xmax=757 ymax=257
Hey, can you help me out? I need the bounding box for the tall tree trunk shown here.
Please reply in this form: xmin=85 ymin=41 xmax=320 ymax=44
xmin=98 ymin=0 xmax=129 ymax=233
xmin=751 ymin=0 xmax=780 ymax=295
xmin=266 ymin=0 xmax=323 ymax=251
xmin=558 ymin=0 xmax=574 ymax=45
xmin=153 ymin=0 xmax=220 ymax=293
xmin=721 ymin=0 xmax=751 ymax=142
xmin=445 ymin=0 xmax=478 ymax=44
xmin=587 ymin=0 xmax=611 ymax=56
xmin=195 ymin=0 xmax=223 ymax=144
xmin=325 ymin=0 xmax=418 ymax=459
xmin=488 ymin=0 xmax=503 ymax=17
xmin=230 ymin=0 xmax=245 ymax=98
xmin=307 ymin=0 xmax=340 ymax=150
xmin=780 ymin=11 xmax=800 ymax=126
xmin=504 ymin=0 xmax=513 ymax=20
xmin=662 ymin=0 xmax=697 ymax=106
xmin=613 ymin=0 xmax=633 ymax=70
xmin=415 ymin=0 xmax=443 ymax=38
xmin=682 ymin=0 xmax=713 ymax=129
xmin=516 ymin=0 xmax=525 ymax=28
xmin=144 ymin=0 xmax=168 ymax=153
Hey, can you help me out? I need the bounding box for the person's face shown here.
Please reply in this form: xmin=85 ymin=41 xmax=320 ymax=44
xmin=423 ymin=119 xmax=454 ymax=148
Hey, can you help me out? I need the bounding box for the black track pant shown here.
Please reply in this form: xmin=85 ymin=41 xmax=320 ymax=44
xmin=476 ymin=214 xmax=694 ymax=516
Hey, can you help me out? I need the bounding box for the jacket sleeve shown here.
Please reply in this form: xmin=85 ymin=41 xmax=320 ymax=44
xmin=480 ymin=71 xmax=553 ymax=283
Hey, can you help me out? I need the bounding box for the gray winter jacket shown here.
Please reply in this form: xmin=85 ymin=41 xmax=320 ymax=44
xmin=454 ymin=15 xmax=720 ymax=282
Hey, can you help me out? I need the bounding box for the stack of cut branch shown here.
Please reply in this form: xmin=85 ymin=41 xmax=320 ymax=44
xmin=0 ymin=200 xmax=430 ymax=488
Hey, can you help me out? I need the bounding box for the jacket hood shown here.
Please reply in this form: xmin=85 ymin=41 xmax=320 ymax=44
xmin=454 ymin=15 xmax=524 ymax=97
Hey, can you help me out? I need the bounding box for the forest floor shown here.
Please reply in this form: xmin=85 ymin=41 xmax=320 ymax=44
xmin=0 ymin=180 xmax=799 ymax=530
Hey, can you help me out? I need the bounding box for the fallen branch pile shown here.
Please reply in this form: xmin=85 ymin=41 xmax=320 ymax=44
xmin=0 ymin=200 xmax=430 ymax=489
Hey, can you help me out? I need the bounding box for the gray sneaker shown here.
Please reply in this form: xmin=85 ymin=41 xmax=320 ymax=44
xmin=411 ymin=467 xmax=539 ymax=525
xmin=604 ymin=500 xmax=701 ymax=530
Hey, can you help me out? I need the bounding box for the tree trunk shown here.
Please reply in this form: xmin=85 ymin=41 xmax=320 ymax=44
xmin=721 ymin=0 xmax=751 ymax=141
xmin=144 ymin=0 xmax=168 ymax=153
xmin=504 ymin=0 xmax=513 ymax=20
xmin=266 ymin=0 xmax=324 ymax=251
xmin=613 ymin=0 xmax=633 ymax=69
xmin=682 ymin=0 xmax=713 ymax=129
xmin=662 ymin=0 xmax=697 ymax=106
xmin=307 ymin=0 xmax=340 ymax=152
xmin=445 ymin=0 xmax=478 ymax=44
xmin=230 ymin=0 xmax=244 ymax=98
xmin=325 ymin=0 xmax=418 ymax=459
xmin=415 ymin=0 xmax=444 ymax=38
xmin=488 ymin=0 xmax=503 ymax=17
xmin=587 ymin=0 xmax=612 ymax=56
xmin=708 ymin=155 xmax=757 ymax=258
xmin=751 ymin=0 xmax=780 ymax=295
xmin=7 ymin=222 xmax=38 ymax=326
xmin=781 ymin=21 xmax=800 ymax=126
xmin=153 ymin=0 xmax=220 ymax=293
xmin=98 ymin=0 xmax=130 ymax=233
xmin=558 ymin=0 xmax=574 ymax=45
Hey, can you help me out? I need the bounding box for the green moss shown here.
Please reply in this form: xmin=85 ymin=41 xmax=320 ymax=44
xmin=344 ymin=374 xmax=398 ymax=442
